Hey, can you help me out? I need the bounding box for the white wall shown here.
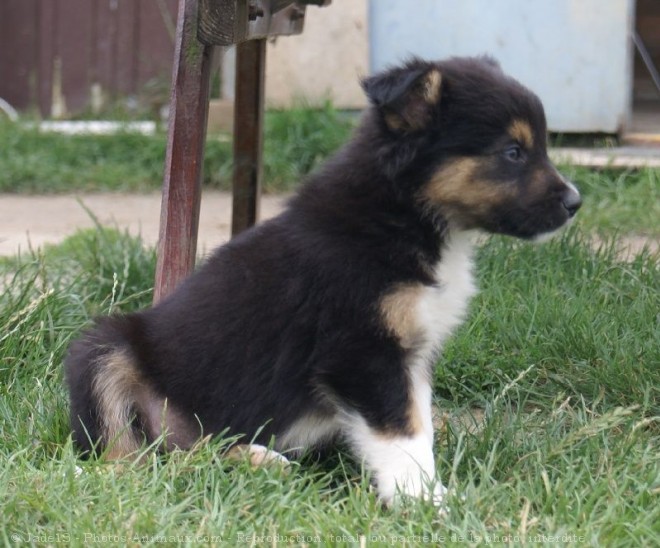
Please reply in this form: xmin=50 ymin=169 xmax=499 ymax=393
xmin=369 ymin=0 xmax=636 ymax=133
xmin=264 ymin=0 xmax=369 ymax=109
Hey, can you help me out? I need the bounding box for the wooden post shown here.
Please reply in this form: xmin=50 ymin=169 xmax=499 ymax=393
xmin=154 ymin=0 xmax=214 ymax=303
xmin=155 ymin=1 xmax=328 ymax=299
xmin=231 ymin=38 xmax=266 ymax=236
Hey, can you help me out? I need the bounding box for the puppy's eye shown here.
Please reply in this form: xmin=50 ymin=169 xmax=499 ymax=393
xmin=503 ymin=144 xmax=524 ymax=162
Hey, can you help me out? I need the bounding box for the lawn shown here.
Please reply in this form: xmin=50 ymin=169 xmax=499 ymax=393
xmin=1 ymin=110 xmax=659 ymax=545
xmin=0 ymin=103 xmax=353 ymax=194
xmin=1 ymin=112 xmax=659 ymax=237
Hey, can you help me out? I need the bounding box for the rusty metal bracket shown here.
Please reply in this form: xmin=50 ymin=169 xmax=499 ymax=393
xmin=197 ymin=0 xmax=322 ymax=46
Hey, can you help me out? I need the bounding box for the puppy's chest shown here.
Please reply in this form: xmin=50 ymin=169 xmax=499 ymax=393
xmin=380 ymin=233 xmax=478 ymax=361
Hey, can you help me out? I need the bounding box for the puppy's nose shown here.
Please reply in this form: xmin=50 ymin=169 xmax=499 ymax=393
xmin=561 ymin=185 xmax=582 ymax=217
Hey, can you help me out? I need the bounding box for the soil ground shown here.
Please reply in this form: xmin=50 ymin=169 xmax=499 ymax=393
xmin=0 ymin=192 xmax=289 ymax=257
xmin=0 ymin=192 xmax=656 ymax=259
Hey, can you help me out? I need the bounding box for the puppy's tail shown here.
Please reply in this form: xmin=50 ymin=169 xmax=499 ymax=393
xmin=65 ymin=316 xmax=145 ymax=459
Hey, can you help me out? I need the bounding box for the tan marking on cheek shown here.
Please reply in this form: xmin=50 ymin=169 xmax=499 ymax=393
xmin=380 ymin=284 xmax=425 ymax=349
xmin=421 ymin=157 xmax=515 ymax=223
xmin=509 ymin=119 xmax=534 ymax=149
xmin=421 ymin=157 xmax=479 ymax=205
xmin=530 ymin=168 xmax=549 ymax=197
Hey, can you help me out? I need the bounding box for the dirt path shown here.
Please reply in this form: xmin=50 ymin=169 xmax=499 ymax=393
xmin=0 ymin=192 xmax=657 ymax=259
xmin=0 ymin=192 xmax=289 ymax=257
xmin=589 ymin=234 xmax=659 ymax=261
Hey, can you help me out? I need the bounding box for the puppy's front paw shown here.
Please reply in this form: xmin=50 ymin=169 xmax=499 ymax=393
xmin=226 ymin=444 xmax=291 ymax=471
xmin=432 ymin=483 xmax=450 ymax=516
xmin=431 ymin=482 xmax=448 ymax=504
xmin=380 ymin=474 xmax=450 ymax=515
xmin=413 ymin=480 xmax=451 ymax=515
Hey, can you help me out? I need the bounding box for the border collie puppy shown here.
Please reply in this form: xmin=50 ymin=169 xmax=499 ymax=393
xmin=66 ymin=56 xmax=581 ymax=507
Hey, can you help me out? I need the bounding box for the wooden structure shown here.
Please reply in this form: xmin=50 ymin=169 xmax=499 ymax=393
xmin=154 ymin=0 xmax=329 ymax=302
xmin=0 ymin=0 xmax=178 ymax=117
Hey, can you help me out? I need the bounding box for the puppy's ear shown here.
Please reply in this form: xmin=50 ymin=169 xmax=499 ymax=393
xmin=362 ymin=66 xmax=442 ymax=132
xmin=479 ymin=55 xmax=502 ymax=71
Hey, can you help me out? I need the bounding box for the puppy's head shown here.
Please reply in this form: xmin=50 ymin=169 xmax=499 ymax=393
xmin=362 ymin=56 xmax=581 ymax=240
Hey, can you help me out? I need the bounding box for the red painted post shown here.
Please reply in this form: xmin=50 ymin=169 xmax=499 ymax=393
xmin=154 ymin=0 xmax=214 ymax=303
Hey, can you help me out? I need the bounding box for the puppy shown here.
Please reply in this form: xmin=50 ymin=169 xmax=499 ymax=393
xmin=65 ymin=56 xmax=581 ymax=506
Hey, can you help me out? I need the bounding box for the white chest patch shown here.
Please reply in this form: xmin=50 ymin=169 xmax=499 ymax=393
xmin=379 ymin=231 xmax=478 ymax=368
xmin=415 ymin=230 xmax=478 ymax=364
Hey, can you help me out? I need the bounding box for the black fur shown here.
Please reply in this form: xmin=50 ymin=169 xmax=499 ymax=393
xmin=65 ymin=56 xmax=580 ymax=472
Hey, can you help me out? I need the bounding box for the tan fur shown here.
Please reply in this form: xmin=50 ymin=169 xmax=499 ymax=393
xmin=136 ymin=387 xmax=200 ymax=451
xmin=92 ymin=351 xmax=142 ymax=459
xmin=420 ymin=157 xmax=515 ymax=225
xmin=225 ymin=444 xmax=291 ymax=470
xmin=374 ymin=414 xmax=421 ymax=439
xmin=384 ymin=112 xmax=404 ymax=131
xmin=529 ymin=168 xmax=549 ymax=198
xmin=380 ymin=284 xmax=425 ymax=349
xmin=379 ymin=285 xmax=430 ymax=438
xmin=93 ymin=351 xmax=201 ymax=458
xmin=509 ymin=119 xmax=534 ymax=149
xmin=423 ymin=69 xmax=442 ymax=104
xmin=384 ymin=69 xmax=443 ymax=132
xmin=407 ymin=400 xmax=424 ymax=436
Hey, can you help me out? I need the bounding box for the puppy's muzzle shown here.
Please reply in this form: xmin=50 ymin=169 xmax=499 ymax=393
xmin=561 ymin=182 xmax=582 ymax=218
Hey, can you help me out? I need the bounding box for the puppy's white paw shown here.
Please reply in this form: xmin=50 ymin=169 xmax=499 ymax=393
xmin=432 ymin=482 xmax=448 ymax=508
xmin=434 ymin=484 xmax=466 ymax=516
xmin=384 ymin=480 xmax=451 ymax=516
xmin=226 ymin=444 xmax=291 ymax=471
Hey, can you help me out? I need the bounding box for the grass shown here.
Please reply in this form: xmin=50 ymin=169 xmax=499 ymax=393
xmin=0 ymin=102 xmax=354 ymax=194
xmin=558 ymin=166 xmax=660 ymax=236
xmin=1 ymin=219 xmax=658 ymax=545
xmin=2 ymin=106 xmax=660 ymax=238
xmin=1 ymin=103 xmax=659 ymax=543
